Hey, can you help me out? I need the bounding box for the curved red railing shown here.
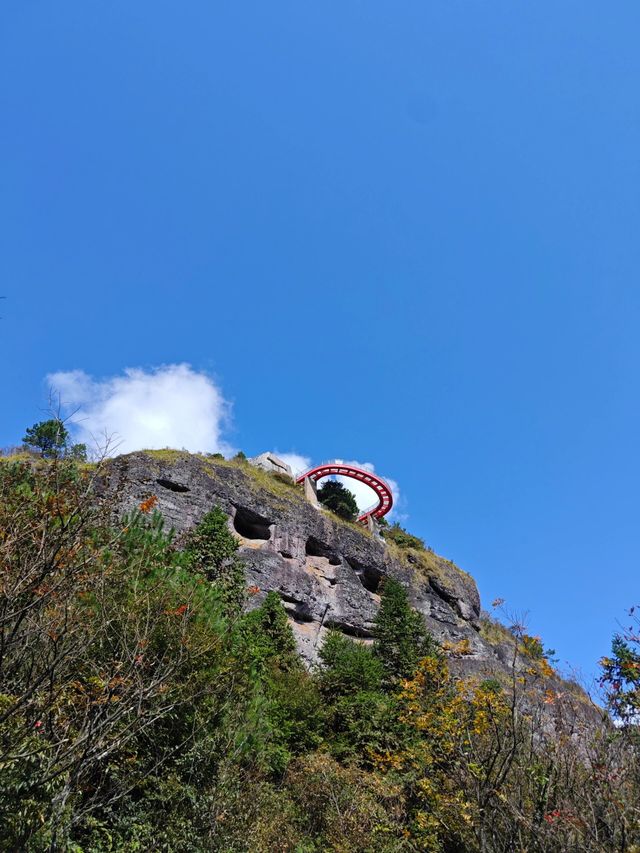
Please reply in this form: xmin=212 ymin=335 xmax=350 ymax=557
xmin=296 ymin=462 xmax=393 ymax=524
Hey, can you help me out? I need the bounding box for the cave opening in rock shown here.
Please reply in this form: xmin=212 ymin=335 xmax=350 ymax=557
xmin=156 ymin=478 xmax=190 ymax=493
xmin=359 ymin=567 xmax=382 ymax=594
xmin=345 ymin=558 xmax=382 ymax=594
xmin=233 ymin=506 xmax=272 ymax=540
xmin=305 ymin=536 xmax=341 ymax=566
xmin=325 ymin=619 xmax=374 ymax=639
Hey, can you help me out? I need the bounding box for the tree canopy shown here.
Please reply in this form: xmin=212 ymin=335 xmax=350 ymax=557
xmin=1 ymin=453 xmax=638 ymax=851
xmin=317 ymin=479 xmax=359 ymax=521
xmin=22 ymin=418 xmax=69 ymax=458
xmin=21 ymin=418 xmax=87 ymax=461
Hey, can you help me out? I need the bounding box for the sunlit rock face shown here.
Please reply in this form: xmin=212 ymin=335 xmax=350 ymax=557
xmin=97 ymin=451 xmax=602 ymax=734
xmin=100 ymin=450 xmax=600 ymax=740
xmin=101 ymin=451 xmax=485 ymax=667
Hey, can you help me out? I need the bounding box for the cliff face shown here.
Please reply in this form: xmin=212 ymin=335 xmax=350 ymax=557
xmin=102 ymin=451 xmax=502 ymax=674
xmin=98 ymin=449 xmax=604 ymax=732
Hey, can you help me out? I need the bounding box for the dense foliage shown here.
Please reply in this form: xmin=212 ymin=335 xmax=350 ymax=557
xmin=600 ymin=606 xmax=640 ymax=723
xmin=317 ymin=479 xmax=359 ymax=522
xmin=21 ymin=418 xmax=87 ymax=461
xmin=1 ymin=457 xmax=639 ymax=851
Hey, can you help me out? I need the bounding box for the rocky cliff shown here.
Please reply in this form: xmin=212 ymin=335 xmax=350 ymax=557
xmin=100 ymin=450 xmax=533 ymax=685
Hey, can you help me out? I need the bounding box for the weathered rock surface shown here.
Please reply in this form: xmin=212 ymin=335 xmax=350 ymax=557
xmin=99 ymin=450 xmax=603 ymax=731
xmin=97 ymin=451 xmax=601 ymax=742
xmin=101 ymin=451 xmax=497 ymax=671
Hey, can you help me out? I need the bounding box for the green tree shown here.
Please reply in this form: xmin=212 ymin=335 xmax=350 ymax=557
xmin=66 ymin=442 xmax=88 ymax=462
xmin=319 ymin=630 xmax=383 ymax=697
xmin=22 ymin=418 xmax=69 ymax=458
xmin=0 ymin=461 xmax=255 ymax=850
xmin=241 ymin=591 xmax=311 ymax=774
xmin=373 ymin=577 xmax=437 ymax=685
xmin=244 ymin=591 xmax=298 ymax=669
xmin=182 ymin=506 xmax=246 ymax=611
xmin=600 ymin=606 xmax=640 ymax=722
xmin=318 ymin=630 xmax=402 ymax=764
xmin=317 ymin=479 xmax=359 ymax=521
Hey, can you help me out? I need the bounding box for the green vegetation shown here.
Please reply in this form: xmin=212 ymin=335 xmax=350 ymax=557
xmin=231 ymin=459 xmax=303 ymax=499
xmin=382 ymin=521 xmax=426 ymax=550
xmin=21 ymin=418 xmax=87 ymax=461
xmin=479 ymin=611 xmax=519 ymax=649
xmin=385 ymin=535 xmax=472 ymax=595
xmin=140 ymin=447 xmax=192 ymax=462
xmin=317 ymin=479 xmax=359 ymax=521
xmin=373 ymin=577 xmax=439 ymax=685
xmin=0 ymin=456 xmax=638 ymax=851
xmin=22 ymin=418 xmax=69 ymax=457
xmin=600 ymin=606 xmax=640 ymax=723
xmin=182 ymin=506 xmax=246 ymax=611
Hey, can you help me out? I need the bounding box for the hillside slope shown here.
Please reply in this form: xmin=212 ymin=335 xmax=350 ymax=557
xmin=3 ymin=449 xmax=636 ymax=852
xmin=103 ymin=450 xmax=593 ymax=717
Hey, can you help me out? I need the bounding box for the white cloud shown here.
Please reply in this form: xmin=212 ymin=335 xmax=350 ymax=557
xmin=44 ymin=368 xmax=405 ymax=518
xmin=275 ymin=452 xmax=312 ymax=477
xmin=47 ymin=364 xmax=233 ymax=457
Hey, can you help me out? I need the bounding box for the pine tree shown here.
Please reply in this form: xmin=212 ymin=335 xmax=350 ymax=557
xmin=182 ymin=507 xmax=245 ymax=611
xmin=317 ymin=480 xmax=359 ymax=521
xmin=373 ymin=577 xmax=438 ymax=685
xmin=600 ymin=616 xmax=640 ymax=722
xmin=22 ymin=419 xmax=69 ymax=458
xmin=245 ymin=591 xmax=298 ymax=669
xmin=319 ymin=630 xmax=383 ymax=696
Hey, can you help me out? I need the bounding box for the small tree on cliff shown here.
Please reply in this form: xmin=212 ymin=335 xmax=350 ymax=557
xmin=22 ymin=418 xmax=69 ymax=458
xmin=22 ymin=418 xmax=88 ymax=461
xmin=374 ymin=577 xmax=438 ymax=686
xmin=244 ymin=591 xmax=298 ymax=670
xmin=600 ymin=605 xmax=640 ymax=723
xmin=317 ymin=480 xmax=359 ymax=522
xmin=182 ymin=506 xmax=245 ymax=611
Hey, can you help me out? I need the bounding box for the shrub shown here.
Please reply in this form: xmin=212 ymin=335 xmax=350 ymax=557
xmin=182 ymin=506 xmax=246 ymax=612
xmin=319 ymin=630 xmax=383 ymax=697
xmin=382 ymin=522 xmax=425 ymax=550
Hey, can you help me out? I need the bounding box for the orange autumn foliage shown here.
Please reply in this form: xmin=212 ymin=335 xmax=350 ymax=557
xmin=139 ymin=495 xmax=158 ymax=513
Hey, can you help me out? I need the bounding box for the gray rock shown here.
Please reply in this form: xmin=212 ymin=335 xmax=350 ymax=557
xmin=248 ymin=452 xmax=294 ymax=480
xmin=94 ymin=450 xmax=603 ymax=736
xmin=99 ymin=450 xmax=497 ymax=671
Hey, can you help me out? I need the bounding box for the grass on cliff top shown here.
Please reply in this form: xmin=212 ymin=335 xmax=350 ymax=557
xmin=216 ymin=457 xmax=305 ymax=502
xmin=384 ymin=535 xmax=473 ymax=590
xmin=138 ymin=449 xmax=379 ymax=534
xmin=322 ymin=508 xmax=375 ymax=538
xmin=0 ymin=450 xmax=38 ymax=462
xmin=0 ymin=451 xmax=99 ymax=475
xmin=479 ymin=613 xmax=518 ymax=650
xmin=138 ymin=449 xmax=306 ymax=503
xmin=381 ymin=521 xmax=473 ymax=585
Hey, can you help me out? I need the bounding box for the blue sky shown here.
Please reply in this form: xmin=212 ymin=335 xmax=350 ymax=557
xmin=1 ymin=1 xmax=639 ymax=686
